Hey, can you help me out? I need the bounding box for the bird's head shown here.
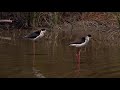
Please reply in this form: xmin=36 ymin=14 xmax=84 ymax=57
xmin=87 ymin=34 xmax=91 ymax=38
xmin=41 ymin=28 xmax=47 ymax=33
xmin=85 ymin=34 xmax=92 ymax=41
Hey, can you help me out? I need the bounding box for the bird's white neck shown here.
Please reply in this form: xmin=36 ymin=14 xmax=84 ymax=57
xmin=85 ymin=36 xmax=90 ymax=42
xmin=40 ymin=31 xmax=46 ymax=36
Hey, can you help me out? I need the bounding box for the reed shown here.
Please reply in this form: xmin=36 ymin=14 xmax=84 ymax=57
xmin=0 ymin=12 xmax=120 ymax=47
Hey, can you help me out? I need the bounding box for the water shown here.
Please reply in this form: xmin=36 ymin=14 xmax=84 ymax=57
xmin=0 ymin=35 xmax=120 ymax=78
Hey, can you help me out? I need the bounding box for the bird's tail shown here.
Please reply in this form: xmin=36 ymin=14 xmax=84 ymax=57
xmin=69 ymin=44 xmax=75 ymax=47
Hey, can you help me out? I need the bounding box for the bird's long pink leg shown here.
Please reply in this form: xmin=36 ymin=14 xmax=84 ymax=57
xmin=77 ymin=50 xmax=80 ymax=63
xmin=76 ymin=49 xmax=80 ymax=63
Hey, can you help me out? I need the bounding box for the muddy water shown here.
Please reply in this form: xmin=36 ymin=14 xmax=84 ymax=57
xmin=0 ymin=33 xmax=120 ymax=78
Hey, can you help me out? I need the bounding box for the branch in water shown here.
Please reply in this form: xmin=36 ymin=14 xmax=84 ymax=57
xmin=0 ymin=19 xmax=13 ymax=23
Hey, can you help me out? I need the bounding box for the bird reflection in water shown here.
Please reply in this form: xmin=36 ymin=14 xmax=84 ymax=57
xmin=32 ymin=41 xmax=45 ymax=78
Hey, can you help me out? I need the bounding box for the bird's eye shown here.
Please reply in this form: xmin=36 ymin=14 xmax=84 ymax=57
xmin=41 ymin=29 xmax=45 ymax=31
xmin=88 ymin=34 xmax=91 ymax=37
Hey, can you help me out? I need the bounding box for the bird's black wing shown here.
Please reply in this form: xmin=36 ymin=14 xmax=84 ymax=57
xmin=25 ymin=31 xmax=40 ymax=38
xmin=70 ymin=37 xmax=85 ymax=44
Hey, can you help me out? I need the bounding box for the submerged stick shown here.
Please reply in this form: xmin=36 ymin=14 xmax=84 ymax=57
xmin=0 ymin=36 xmax=12 ymax=40
xmin=0 ymin=19 xmax=13 ymax=23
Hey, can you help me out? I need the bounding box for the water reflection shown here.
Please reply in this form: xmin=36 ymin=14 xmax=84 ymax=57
xmin=32 ymin=41 xmax=45 ymax=78
xmin=1 ymin=33 xmax=120 ymax=78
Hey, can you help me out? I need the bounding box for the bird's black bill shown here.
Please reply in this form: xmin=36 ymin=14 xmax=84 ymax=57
xmin=92 ymin=38 xmax=97 ymax=41
xmin=92 ymin=38 xmax=99 ymax=44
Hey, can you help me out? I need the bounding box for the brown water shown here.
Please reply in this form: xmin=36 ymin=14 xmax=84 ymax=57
xmin=0 ymin=35 xmax=120 ymax=78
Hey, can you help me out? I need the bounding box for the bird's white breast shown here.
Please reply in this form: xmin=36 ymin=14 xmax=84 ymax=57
xmin=69 ymin=41 xmax=87 ymax=47
xmin=33 ymin=31 xmax=46 ymax=40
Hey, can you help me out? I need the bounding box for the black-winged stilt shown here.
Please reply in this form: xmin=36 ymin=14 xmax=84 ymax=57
xmin=24 ymin=28 xmax=46 ymax=41
xmin=69 ymin=34 xmax=92 ymax=65
xmin=69 ymin=34 xmax=91 ymax=47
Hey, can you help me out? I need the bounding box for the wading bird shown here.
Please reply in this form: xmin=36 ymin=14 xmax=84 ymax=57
xmin=69 ymin=34 xmax=92 ymax=64
xmin=69 ymin=34 xmax=91 ymax=47
xmin=24 ymin=28 xmax=46 ymax=41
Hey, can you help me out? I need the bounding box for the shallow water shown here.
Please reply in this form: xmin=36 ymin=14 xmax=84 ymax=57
xmin=0 ymin=34 xmax=120 ymax=78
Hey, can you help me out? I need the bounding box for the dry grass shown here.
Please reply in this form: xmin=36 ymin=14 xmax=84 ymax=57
xmin=0 ymin=12 xmax=120 ymax=47
xmin=49 ymin=20 xmax=120 ymax=47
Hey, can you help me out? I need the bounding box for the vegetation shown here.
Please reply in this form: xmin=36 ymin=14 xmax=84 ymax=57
xmin=0 ymin=12 xmax=120 ymax=46
xmin=0 ymin=12 xmax=118 ymax=29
